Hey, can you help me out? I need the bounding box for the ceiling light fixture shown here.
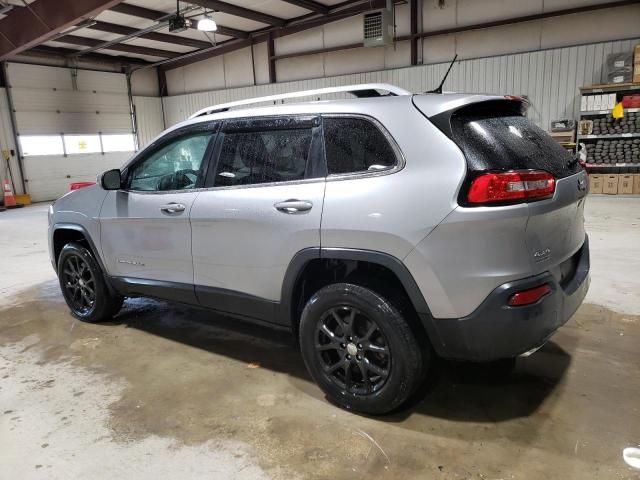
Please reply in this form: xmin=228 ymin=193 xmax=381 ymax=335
xmin=197 ymin=11 xmax=217 ymax=32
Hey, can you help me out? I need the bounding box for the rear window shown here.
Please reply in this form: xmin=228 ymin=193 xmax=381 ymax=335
xmin=446 ymin=101 xmax=580 ymax=179
xmin=323 ymin=117 xmax=397 ymax=175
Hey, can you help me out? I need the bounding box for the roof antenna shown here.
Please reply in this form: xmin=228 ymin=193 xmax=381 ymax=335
xmin=426 ymin=54 xmax=458 ymax=94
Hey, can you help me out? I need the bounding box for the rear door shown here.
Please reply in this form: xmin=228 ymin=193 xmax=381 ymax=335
xmin=421 ymin=98 xmax=587 ymax=271
xmin=189 ymin=116 xmax=325 ymax=324
xmin=99 ymin=123 xmax=217 ymax=290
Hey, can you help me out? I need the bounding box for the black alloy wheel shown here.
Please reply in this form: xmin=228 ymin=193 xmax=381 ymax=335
xmin=315 ymin=305 xmax=391 ymax=395
xmin=61 ymin=254 xmax=96 ymax=315
xmin=57 ymin=242 xmax=124 ymax=322
xmin=299 ymin=283 xmax=424 ymax=415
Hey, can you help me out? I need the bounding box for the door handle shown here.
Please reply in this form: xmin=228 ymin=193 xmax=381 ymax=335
xmin=160 ymin=202 xmax=186 ymax=214
xmin=274 ymin=199 xmax=313 ymax=214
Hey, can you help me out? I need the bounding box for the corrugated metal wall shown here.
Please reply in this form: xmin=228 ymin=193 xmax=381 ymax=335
xmin=162 ymin=38 xmax=640 ymax=131
xmin=133 ymin=96 xmax=164 ymax=149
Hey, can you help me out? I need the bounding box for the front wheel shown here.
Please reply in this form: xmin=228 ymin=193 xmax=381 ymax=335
xmin=299 ymin=283 xmax=425 ymax=415
xmin=57 ymin=242 xmax=123 ymax=322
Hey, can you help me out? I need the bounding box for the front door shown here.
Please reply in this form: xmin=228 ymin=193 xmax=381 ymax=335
xmin=190 ymin=116 xmax=325 ymax=324
xmin=100 ymin=127 xmax=216 ymax=293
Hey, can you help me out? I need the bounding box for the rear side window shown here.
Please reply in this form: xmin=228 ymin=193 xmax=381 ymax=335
xmin=323 ymin=117 xmax=397 ymax=175
xmin=447 ymin=101 xmax=580 ymax=179
xmin=214 ymin=128 xmax=312 ymax=187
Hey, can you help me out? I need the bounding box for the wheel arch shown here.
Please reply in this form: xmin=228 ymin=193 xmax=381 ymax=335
xmin=280 ymin=248 xmax=434 ymax=334
xmin=52 ymin=223 xmax=105 ymax=274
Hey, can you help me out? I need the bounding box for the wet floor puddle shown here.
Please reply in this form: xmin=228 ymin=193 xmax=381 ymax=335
xmin=1 ymin=282 xmax=639 ymax=479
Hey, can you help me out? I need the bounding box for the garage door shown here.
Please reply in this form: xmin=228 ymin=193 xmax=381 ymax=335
xmin=6 ymin=63 xmax=137 ymax=202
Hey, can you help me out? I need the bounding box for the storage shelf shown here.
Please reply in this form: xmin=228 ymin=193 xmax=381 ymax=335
xmin=580 ymin=83 xmax=640 ymax=93
xmin=577 ymin=133 xmax=640 ymax=140
xmin=585 ymin=163 xmax=640 ymax=168
xmin=580 ymin=107 xmax=640 ymax=115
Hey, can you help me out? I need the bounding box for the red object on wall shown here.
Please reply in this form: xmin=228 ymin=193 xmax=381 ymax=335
xmin=69 ymin=181 xmax=96 ymax=191
xmin=621 ymin=95 xmax=640 ymax=108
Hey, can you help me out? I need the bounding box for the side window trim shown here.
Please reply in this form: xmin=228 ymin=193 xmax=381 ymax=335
xmin=123 ymin=121 xmax=220 ymax=192
xmin=320 ymin=114 xmax=405 ymax=180
xmin=203 ymin=115 xmax=326 ymax=189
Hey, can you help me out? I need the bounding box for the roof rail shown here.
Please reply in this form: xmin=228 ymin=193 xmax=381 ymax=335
xmin=189 ymin=83 xmax=411 ymax=119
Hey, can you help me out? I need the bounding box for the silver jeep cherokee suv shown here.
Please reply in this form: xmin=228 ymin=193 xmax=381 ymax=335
xmin=48 ymin=84 xmax=590 ymax=414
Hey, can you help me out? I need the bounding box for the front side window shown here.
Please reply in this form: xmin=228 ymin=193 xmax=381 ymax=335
xmin=129 ymin=132 xmax=212 ymax=192
xmin=214 ymin=128 xmax=312 ymax=187
xmin=323 ymin=117 xmax=397 ymax=175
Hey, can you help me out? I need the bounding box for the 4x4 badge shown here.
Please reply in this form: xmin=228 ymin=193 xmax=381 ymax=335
xmin=578 ymin=178 xmax=587 ymax=191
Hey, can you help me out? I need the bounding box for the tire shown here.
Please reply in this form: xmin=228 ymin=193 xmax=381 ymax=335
xmin=299 ymin=283 xmax=424 ymax=415
xmin=57 ymin=242 xmax=124 ymax=322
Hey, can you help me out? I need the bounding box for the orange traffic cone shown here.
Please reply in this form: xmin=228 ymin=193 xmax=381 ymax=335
xmin=3 ymin=179 xmax=21 ymax=209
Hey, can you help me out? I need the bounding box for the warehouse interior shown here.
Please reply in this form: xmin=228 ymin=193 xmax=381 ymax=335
xmin=1 ymin=0 xmax=639 ymax=478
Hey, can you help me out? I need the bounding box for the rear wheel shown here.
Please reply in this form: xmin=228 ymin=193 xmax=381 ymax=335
xmin=299 ymin=283 xmax=424 ymax=415
xmin=57 ymin=242 xmax=123 ymax=322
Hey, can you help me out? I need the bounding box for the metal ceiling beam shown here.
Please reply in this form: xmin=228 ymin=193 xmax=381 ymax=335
xmin=0 ymin=0 xmax=124 ymax=60
xmin=89 ymin=20 xmax=211 ymax=49
xmin=56 ymin=35 xmax=180 ymax=58
xmin=188 ymin=0 xmax=286 ymax=26
xmin=108 ymin=3 xmax=249 ymax=39
xmin=279 ymin=0 xmax=329 ymax=14
xmin=27 ymin=44 xmax=150 ymax=66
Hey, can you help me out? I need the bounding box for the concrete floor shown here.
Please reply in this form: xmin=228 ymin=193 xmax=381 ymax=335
xmin=1 ymin=196 xmax=639 ymax=479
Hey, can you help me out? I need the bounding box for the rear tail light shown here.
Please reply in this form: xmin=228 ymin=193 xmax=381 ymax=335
xmin=508 ymin=284 xmax=551 ymax=306
xmin=467 ymin=170 xmax=555 ymax=205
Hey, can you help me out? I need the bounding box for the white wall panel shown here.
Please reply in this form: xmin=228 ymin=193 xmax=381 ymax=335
xmin=162 ymin=37 xmax=640 ymax=135
xmin=252 ymin=42 xmax=271 ymax=85
xmin=277 ymin=53 xmax=325 ymax=82
xmin=223 ymin=47 xmax=255 ymax=88
xmin=274 ymin=28 xmax=323 ymax=56
xmin=23 ymin=152 xmax=131 ymax=203
xmin=131 ymin=68 xmax=159 ymax=96
xmin=133 ymin=96 xmax=164 ymax=149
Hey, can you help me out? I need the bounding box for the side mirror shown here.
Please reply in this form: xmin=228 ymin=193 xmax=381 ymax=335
xmin=100 ymin=169 xmax=122 ymax=190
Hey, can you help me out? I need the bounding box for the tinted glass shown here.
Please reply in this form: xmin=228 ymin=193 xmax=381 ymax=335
xmin=323 ymin=118 xmax=397 ymax=175
xmin=129 ymin=133 xmax=212 ymax=191
xmin=214 ymin=128 xmax=312 ymax=187
xmin=449 ymin=102 xmax=580 ymax=179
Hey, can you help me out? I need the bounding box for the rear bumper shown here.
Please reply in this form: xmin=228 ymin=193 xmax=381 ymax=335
xmin=421 ymin=236 xmax=590 ymax=361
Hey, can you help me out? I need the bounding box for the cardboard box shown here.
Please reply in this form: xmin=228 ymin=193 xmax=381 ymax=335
xmin=618 ymin=174 xmax=634 ymax=194
xmin=586 ymin=95 xmax=595 ymax=111
xmin=593 ymin=95 xmax=602 ymax=110
xmin=633 ymin=174 xmax=640 ymax=194
xmin=603 ymin=174 xmax=619 ymax=194
xmin=589 ymin=174 xmax=603 ymax=194
xmin=608 ymin=93 xmax=617 ymax=109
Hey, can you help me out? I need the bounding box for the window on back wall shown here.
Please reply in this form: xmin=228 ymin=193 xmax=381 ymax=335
xmin=102 ymin=134 xmax=136 ymax=153
xmin=64 ymin=134 xmax=101 ymax=155
xmin=19 ymin=135 xmax=64 ymax=156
